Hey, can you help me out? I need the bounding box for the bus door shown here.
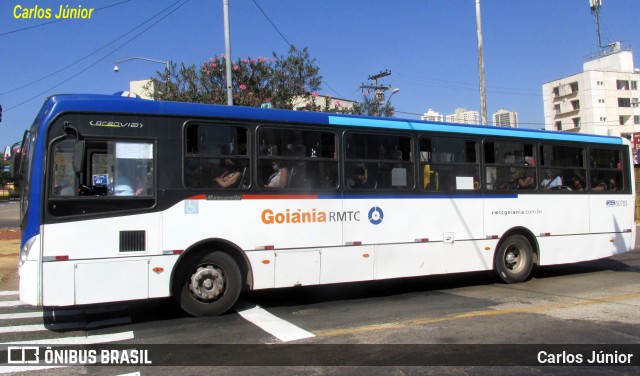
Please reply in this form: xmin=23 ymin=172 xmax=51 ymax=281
xmin=43 ymin=137 xmax=159 ymax=305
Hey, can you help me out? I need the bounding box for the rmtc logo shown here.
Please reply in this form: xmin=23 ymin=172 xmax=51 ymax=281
xmin=606 ymin=200 xmax=628 ymax=207
xmin=368 ymin=207 xmax=384 ymax=225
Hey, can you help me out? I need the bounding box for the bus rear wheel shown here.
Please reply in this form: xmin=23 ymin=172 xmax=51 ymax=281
xmin=175 ymin=251 xmax=242 ymax=316
xmin=493 ymin=234 xmax=533 ymax=284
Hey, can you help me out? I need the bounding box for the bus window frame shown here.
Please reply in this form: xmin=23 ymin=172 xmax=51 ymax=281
xmin=343 ymin=130 xmax=415 ymax=192
xmin=483 ymin=138 xmax=537 ymax=192
xmin=537 ymin=142 xmax=587 ymax=193
xmin=418 ymin=134 xmax=481 ymax=193
xmin=256 ymin=124 xmax=341 ymax=192
xmin=182 ymin=121 xmax=251 ymax=191
xmin=587 ymin=145 xmax=630 ymax=194
xmin=46 ymin=135 xmax=158 ymax=218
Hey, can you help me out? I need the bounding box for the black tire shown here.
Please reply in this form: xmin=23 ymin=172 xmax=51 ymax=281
xmin=493 ymin=234 xmax=533 ymax=284
xmin=174 ymin=251 xmax=242 ymax=316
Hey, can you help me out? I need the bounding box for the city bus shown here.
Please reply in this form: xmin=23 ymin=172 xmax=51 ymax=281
xmin=13 ymin=94 xmax=636 ymax=316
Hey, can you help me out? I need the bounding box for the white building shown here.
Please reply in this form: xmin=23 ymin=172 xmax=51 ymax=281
xmin=492 ymin=108 xmax=518 ymax=128
xmin=420 ymin=109 xmax=444 ymax=122
xmin=445 ymin=108 xmax=480 ymax=125
xmin=129 ymin=79 xmax=154 ymax=99
xmin=542 ymin=43 xmax=640 ymax=136
xmin=292 ymin=94 xmax=356 ymax=113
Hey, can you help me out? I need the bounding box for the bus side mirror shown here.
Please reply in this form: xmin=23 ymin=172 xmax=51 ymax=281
xmin=72 ymin=140 xmax=85 ymax=174
xmin=9 ymin=152 xmax=22 ymax=179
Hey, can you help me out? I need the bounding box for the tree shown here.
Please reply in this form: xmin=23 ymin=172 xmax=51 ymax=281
xmin=351 ymin=91 xmax=395 ymax=117
xmin=146 ymin=45 xmax=321 ymax=109
xmin=269 ymin=46 xmax=322 ymax=109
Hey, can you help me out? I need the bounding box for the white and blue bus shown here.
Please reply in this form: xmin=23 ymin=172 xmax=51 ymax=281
xmin=13 ymin=94 xmax=636 ymax=316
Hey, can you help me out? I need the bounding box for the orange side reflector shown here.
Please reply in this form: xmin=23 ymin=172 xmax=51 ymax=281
xmin=152 ymin=267 xmax=164 ymax=273
xmin=362 ymin=253 xmax=370 ymax=258
xmin=262 ymin=260 xmax=271 ymax=264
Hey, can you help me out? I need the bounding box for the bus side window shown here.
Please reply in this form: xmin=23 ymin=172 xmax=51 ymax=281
xmin=540 ymin=144 xmax=585 ymax=192
xmin=184 ymin=123 xmax=250 ymax=190
xmin=346 ymin=132 xmax=413 ymax=191
xmin=486 ymin=141 xmax=536 ymax=191
xmin=51 ymin=139 xmax=77 ymax=197
xmin=259 ymin=127 xmax=338 ymax=190
xmin=589 ymin=148 xmax=623 ymax=192
xmin=423 ymin=136 xmax=478 ymax=192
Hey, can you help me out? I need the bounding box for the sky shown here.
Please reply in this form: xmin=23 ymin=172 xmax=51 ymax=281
xmin=1 ymin=0 xmax=639 ymax=148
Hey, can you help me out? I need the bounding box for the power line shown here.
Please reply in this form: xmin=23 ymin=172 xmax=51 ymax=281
xmin=250 ymin=0 xmax=344 ymax=98
xmin=1 ymin=0 xmax=187 ymax=97
xmin=0 ymin=0 xmax=132 ymax=37
xmin=395 ymin=72 xmax=540 ymax=97
xmin=5 ymin=0 xmax=191 ymax=112
xmin=251 ymin=0 xmax=291 ymax=47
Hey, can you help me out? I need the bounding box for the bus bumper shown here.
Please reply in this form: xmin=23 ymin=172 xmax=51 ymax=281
xmin=19 ymin=260 xmax=39 ymax=306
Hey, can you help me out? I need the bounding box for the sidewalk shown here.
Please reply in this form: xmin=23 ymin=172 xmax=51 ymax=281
xmin=0 ymin=228 xmax=20 ymax=291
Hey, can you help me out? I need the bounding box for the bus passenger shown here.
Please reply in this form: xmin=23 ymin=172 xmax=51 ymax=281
xmin=114 ymin=175 xmax=134 ymax=196
xmin=265 ymin=160 xmax=288 ymax=188
xmin=512 ymin=163 xmax=534 ymax=189
xmin=541 ymin=170 xmax=562 ymax=189
xmin=352 ymin=166 xmax=376 ymax=189
xmin=571 ymin=175 xmax=585 ymax=191
xmin=215 ymin=159 xmax=241 ymax=188
xmin=591 ymin=178 xmax=607 ymax=191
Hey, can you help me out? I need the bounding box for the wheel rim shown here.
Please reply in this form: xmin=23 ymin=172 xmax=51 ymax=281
xmin=503 ymin=242 xmax=527 ymax=273
xmin=188 ymin=264 xmax=226 ymax=302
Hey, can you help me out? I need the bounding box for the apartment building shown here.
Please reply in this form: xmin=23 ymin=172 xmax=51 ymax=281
xmin=492 ymin=108 xmax=518 ymax=128
xmin=420 ymin=109 xmax=444 ymax=122
xmin=445 ymin=107 xmax=480 ymax=125
xmin=542 ymin=44 xmax=640 ymax=137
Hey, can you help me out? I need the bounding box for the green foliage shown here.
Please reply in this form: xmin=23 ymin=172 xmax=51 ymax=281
xmin=145 ymin=45 xmax=397 ymax=118
xmin=146 ymin=45 xmax=321 ymax=110
xmin=351 ymin=92 xmax=395 ymax=117
xmin=270 ymin=46 xmax=322 ymax=109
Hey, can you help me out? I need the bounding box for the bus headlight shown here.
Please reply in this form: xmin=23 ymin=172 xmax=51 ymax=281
xmin=19 ymin=237 xmax=36 ymax=267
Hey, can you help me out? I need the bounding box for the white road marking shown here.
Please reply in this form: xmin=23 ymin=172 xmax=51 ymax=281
xmin=0 ymin=291 xmax=18 ymax=296
xmin=236 ymin=301 xmax=315 ymax=342
xmin=0 ymin=311 xmax=42 ymax=320
xmin=0 ymin=301 xmax=26 ymax=308
xmin=0 ymin=304 xmax=130 ymax=320
xmin=0 ymin=317 xmax=132 ymax=333
xmin=0 ymin=365 xmax=66 ymax=374
xmin=2 ymin=330 xmax=135 ymax=345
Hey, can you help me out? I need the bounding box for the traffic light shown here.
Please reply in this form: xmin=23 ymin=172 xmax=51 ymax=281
xmin=0 ymin=104 xmax=3 ymax=124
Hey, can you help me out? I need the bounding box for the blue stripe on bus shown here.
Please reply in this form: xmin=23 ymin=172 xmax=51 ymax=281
xmin=328 ymin=116 xmax=623 ymax=145
xmin=44 ymin=95 xmax=622 ymax=146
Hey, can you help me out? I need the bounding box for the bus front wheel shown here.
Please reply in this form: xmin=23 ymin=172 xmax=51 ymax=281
xmin=175 ymin=251 xmax=242 ymax=316
xmin=493 ymin=235 xmax=533 ymax=284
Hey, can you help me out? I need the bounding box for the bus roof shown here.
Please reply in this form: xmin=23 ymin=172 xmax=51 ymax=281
xmin=42 ymin=94 xmax=623 ymax=145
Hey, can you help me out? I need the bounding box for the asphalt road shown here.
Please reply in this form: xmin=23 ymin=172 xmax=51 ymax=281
xmin=1 ymin=247 xmax=639 ymax=375
xmin=0 ymin=201 xmax=19 ymax=228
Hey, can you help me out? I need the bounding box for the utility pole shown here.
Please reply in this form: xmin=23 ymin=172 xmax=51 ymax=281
xmin=223 ymin=0 xmax=233 ymax=105
xmin=590 ymin=0 xmax=603 ymax=52
xmin=475 ymin=0 xmax=488 ymax=125
xmin=360 ymin=70 xmax=392 ymax=103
